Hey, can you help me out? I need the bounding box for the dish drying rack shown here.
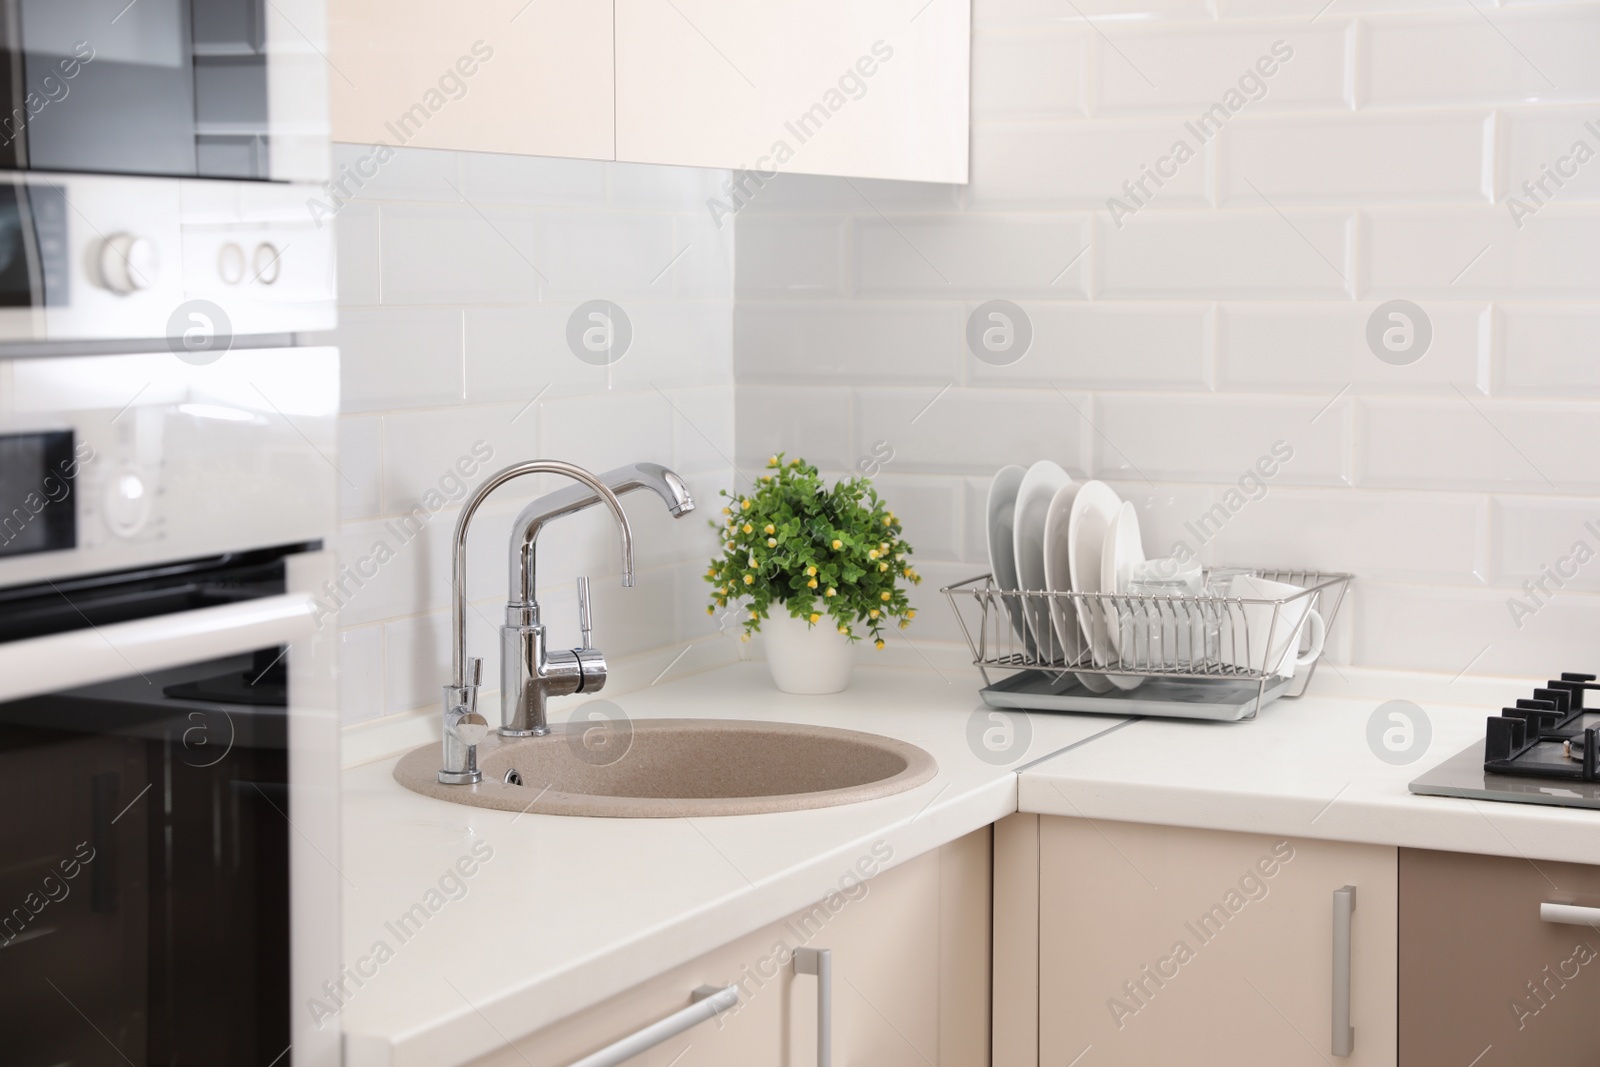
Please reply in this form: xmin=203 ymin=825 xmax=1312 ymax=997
xmin=941 ymin=569 xmax=1352 ymax=721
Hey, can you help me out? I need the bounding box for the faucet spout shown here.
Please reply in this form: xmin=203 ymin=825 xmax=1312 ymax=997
xmin=507 ymin=462 xmax=695 ymax=607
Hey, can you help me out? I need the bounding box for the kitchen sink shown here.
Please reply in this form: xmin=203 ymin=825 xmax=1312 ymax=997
xmin=393 ymin=718 xmax=938 ymax=817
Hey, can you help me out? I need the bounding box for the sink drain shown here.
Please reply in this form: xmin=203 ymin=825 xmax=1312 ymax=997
xmin=503 ymin=768 xmax=523 ymax=787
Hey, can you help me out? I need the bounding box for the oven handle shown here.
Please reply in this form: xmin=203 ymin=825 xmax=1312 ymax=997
xmin=0 ymin=594 xmax=319 ymax=704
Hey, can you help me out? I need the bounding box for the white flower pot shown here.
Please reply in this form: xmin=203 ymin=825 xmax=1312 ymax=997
xmin=762 ymin=609 xmax=856 ymax=695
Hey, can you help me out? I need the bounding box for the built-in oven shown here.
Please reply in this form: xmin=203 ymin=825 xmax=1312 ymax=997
xmin=0 ymin=344 xmax=340 ymax=1066
xmin=0 ymin=0 xmax=328 ymax=183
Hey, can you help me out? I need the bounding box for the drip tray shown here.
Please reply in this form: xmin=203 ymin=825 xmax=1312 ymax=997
xmin=980 ymin=670 xmax=1294 ymax=722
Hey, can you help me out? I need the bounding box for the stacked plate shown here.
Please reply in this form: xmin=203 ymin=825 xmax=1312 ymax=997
xmin=985 ymin=462 xmax=1147 ymax=693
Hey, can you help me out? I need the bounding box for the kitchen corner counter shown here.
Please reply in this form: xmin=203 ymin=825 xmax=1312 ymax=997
xmin=335 ymin=662 xmax=1116 ymax=1067
xmin=1018 ymin=669 xmax=1600 ymax=866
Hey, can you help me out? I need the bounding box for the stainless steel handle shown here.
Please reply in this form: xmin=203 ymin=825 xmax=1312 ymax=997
xmin=563 ymin=984 xmax=738 ymax=1067
xmin=577 ymin=576 xmax=593 ymax=649
xmin=1541 ymin=901 xmax=1600 ymax=926
xmin=795 ymin=947 xmax=832 ymax=1067
xmin=1332 ymin=885 xmax=1356 ymax=1057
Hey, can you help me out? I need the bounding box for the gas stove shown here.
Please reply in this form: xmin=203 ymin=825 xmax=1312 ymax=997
xmin=1408 ymin=673 xmax=1600 ymax=811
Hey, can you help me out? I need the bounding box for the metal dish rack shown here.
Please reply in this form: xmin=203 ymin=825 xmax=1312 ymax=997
xmin=941 ymin=569 xmax=1352 ymax=720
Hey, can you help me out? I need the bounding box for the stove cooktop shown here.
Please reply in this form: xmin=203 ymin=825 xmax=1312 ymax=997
xmin=1408 ymin=672 xmax=1600 ymax=811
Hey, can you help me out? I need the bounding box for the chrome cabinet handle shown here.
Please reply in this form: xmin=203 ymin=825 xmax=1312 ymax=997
xmin=1332 ymin=885 xmax=1356 ymax=1057
xmin=1541 ymin=901 xmax=1600 ymax=926
xmin=563 ymin=984 xmax=738 ymax=1067
xmin=795 ymin=947 xmax=832 ymax=1067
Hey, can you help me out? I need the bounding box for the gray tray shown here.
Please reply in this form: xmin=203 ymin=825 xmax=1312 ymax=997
xmin=980 ymin=669 xmax=1295 ymax=722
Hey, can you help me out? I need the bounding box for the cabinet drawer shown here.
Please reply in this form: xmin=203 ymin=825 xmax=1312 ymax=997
xmin=1399 ymin=848 xmax=1600 ymax=1067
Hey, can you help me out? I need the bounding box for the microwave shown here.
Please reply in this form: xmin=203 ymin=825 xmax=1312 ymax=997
xmin=0 ymin=0 xmax=329 ymax=184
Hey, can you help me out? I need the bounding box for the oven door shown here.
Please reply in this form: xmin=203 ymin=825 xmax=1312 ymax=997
xmin=0 ymin=545 xmax=340 ymax=1067
xmin=0 ymin=0 xmax=327 ymax=183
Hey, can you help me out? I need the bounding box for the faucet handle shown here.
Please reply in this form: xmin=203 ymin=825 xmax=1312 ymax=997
xmin=577 ymin=577 xmax=593 ymax=649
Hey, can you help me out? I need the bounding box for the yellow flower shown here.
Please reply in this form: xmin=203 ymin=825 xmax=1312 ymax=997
xmin=869 ymin=609 xmax=880 ymax=619
xmin=741 ymin=499 xmax=750 ymax=510
xmin=740 ymin=632 xmax=750 ymax=642
xmin=880 ymin=543 xmax=889 ymax=553
xmin=742 ymin=523 xmax=752 ymax=534
xmin=743 ymin=574 xmax=754 ymax=585
xmin=764 ymin=524 xmax=775 ymax=535
xmin=768 ymin=455 xmax=779 ymax=467
xmin=831 ymin=539 xmax=842 ymax=550
xmin=899 ymin=619 xmax=909 ymax=629
xmin=868 ymin=549 xmax=879 ymax=560
xmin=907 ymin=609 xmax=917 ymax=619
xmin=721 ymin=507 xmax=730 ymax=516
xmin=825 ymin=587 xmax=836 ymax=597
xmin=706 ymin=605 xmax=714 ymax=615
xmin=880 ymin=591 xmax=891 ymax=601
xmin=875 ymin=639 xmax=885 ymax=649
xmin=760 ymin=474 xmax=772 ymax=482
xmin=883 ymin=516 xmax=891 ymax=526
xmin=790 ymin=458 xmax=800 ymax=466
xmin=879 ymin=562 xmax=889 ymax=572
xmin=809 ymin=612 xmax=821 ymax=624
xmin=904 ymin=567 xmax=914 ymax=578
xmin=767 ymin=537 xmax=777 ymax=547
xmin=838 ymin=624 xmax=849 ymax=635
xmin=807 ymin=578 xmax=818 ymax=589
xmin=750 ymin=610 xmax=759 ymax=619
xmin=806 ymin=565 xmax=817 ymax=576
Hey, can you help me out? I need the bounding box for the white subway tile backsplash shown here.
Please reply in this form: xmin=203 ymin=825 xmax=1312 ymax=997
xmin=1358 ymin=399 xmax=1600 ymax=492
xmin=852 ymin=387 xmax=1090 ymax=475
xmin=1206 ymin=489 xmax=1488 ymax=584
xmin=1093 ymin=394 xmax=1351 ymax=485
xmin=971 ymin=31 xmax=1087 ymax=119
xmin=540 ymin=212 xmax=680 ymax=300
xmin=733 ymin=216 xmax=847 ymax=294
xmin=856 ymin=215 xmax=1092 ymax=297
xmin=1219 ymin=113 xmax=1491 ymax=204
xmin=977 ymin=0 xmax=1213 ymax=24
xmin=338 ymin=416 xmax=383 ymax=521
xmin=1218 ymin=302 xmax=1489 ymax=393
xmin=380 ymin=404 xmax=537 ymax=514
xmin=331 ymin=142 xmax=461 ymax=202
xmin=1352 ymin=582 xmax=1600 ymax=675
xmin=735 ymin=173 xmax=963 ymax=213
xmin=1498 ymin=108 xmax=1600 ymax=204
xmin=538 ymin=389 xmax=677 ymax=475
xmin=458 ymin=151 xmax=608 ymax=207
xmin=380 ymin=202 xmax=543 ymax=305
xmin=1361 ymin=208 xmax=1600 ymax=298
xmin=1492 ymin=496 xmax=1600 ymax=591
xmin=1091 ymin=24 xmax=1352 ymax=116
xmin=334 ymin=202 xmax=380 ymax=306
xmin=336 ymin=625 xmax=385 ymax=725
xmin=969 ymin=120 xmax=1212 ymax=209
xmin=1361 ymin=11 xmax=1600 ymax=108
xmin=968 ymin=301 xmax=1212 ymax=389
xmin=1098 ymin=211 xmax=1354 ymax=297
xmin=735 ymin=385 xmax=856 ymax=472
xmin=1495 ymin=304 xmax=1600 ymax=396
xmin=337 ymin=307 xmax=462 ymax=414
xmin=734 ymin=301 xmax=961 ymax=384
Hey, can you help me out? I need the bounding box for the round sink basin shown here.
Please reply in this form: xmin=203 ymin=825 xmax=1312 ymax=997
xmin=393 ymin=718 xmax=938 ymax=818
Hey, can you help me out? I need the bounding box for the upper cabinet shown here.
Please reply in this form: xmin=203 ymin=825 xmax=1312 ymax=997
xmin=327 ymin=0 xmax=615 ymax=161
xmin=327 ymin=0 xmax=969 ymax=184
xmin=615 ymin=0 xmax=970 ymax=183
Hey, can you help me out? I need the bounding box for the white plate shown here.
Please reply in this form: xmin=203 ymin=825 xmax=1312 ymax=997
xmin=1100 ymin=501 xmax=1147 ymax=691
xmin=1012 ymin=461 xmax=1072 ymax=655
xmin=1041 ymin=480 xmax=1086 ymax=666
xmin=985 ymin=465 xmax=1030 ymax=652
xmin=1065 ymin=480 xmax=1122 ymax=694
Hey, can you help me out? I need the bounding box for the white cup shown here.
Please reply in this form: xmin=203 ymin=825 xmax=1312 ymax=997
xmin=1220 ymin=575 xmax=1326 ymax=678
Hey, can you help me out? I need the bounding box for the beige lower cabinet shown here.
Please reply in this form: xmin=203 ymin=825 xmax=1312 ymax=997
xmin=467 ymin=827 xmax=990 ymax=1067
xmin=995 ymin=814 xmax=1398 ymax=1067
xmin=1399 ymin=848 xmax=1600 ymax=1066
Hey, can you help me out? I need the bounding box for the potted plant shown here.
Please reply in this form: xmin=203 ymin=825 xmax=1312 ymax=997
xmin=705 ymin=455 xmax=921 ymax=694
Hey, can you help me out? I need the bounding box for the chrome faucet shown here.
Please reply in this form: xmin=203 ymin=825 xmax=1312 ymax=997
xmin=500 ymin=462 xmax=694 ymax=737
xmin=438 ymin=460 xmax=695 ymax=784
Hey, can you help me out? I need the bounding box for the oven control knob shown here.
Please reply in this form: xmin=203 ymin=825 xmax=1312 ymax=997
xmin=99 ymin=234 xmax=159 ymax=295
xmin=103 ymin=469 xmax=152 ymax=537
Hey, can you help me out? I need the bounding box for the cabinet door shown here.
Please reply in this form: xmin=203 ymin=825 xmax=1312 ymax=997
xmin=1399 ymin=848 xmax=1600 ymax=1066
xmin=328 ymin=0 xmax=614 ymax=160
xmin=614 ymin=0 xmax=969 ymax=183
xmin=1036 ymin=817 xmax=1397 ymax=1067
xmin=465 ymin=827 xmax=990 ymax=1066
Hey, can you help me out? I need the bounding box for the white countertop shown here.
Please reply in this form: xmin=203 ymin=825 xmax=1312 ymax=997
xmin=1019 ymin=668 xmax=1600 ymax=866
xmin=336 ymin=659 xmax=1600 ymax=1067
xmin=336 ymin=661 xmax=1120 ymax=1067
